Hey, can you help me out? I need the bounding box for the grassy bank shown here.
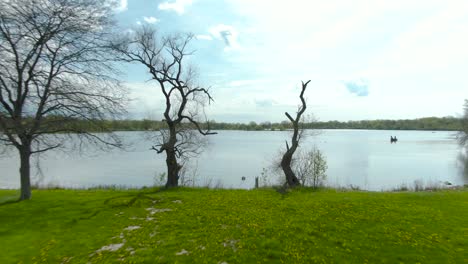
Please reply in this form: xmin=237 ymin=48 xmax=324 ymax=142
xmin=0 ymin=188 xmax=466 ymax=263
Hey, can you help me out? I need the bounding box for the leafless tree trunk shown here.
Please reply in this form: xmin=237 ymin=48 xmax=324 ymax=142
xmin=113 ymin=27 xmax=215 ymax=188
xmin=281 ymin=80 xmax=310 ymax=188
xmin=0 ymin=0 xmax=126 ymax=200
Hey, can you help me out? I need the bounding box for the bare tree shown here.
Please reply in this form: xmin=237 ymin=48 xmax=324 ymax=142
xmin=113 ymin=27 xmax=215 ymax=188
xmin=0 ymin=0 xmax=126 ymax=200
xmin=281 ymin=80 xmax=310 ymax=187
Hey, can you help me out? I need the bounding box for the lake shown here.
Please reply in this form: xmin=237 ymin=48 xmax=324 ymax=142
xmin=0 ymin=130 xmax=466 ymax=191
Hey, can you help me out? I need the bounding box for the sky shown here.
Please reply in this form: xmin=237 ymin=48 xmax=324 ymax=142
xmin=113 ymin=0 xmax=468 ymax=123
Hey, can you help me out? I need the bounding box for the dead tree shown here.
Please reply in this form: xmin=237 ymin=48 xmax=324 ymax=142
xmin=281 ymin=80 xmax=311 ymax=187
xmin=113 ymin=27 xmax=215 ymax=188
xmin=0 ymin=0 xmax=126 ymax=200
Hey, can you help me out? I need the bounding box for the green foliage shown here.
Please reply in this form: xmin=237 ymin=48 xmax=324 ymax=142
xmin=0 ymin=188 xmax=466 ymax=263
xmin=305 ymin=117 xmax=462 ymax=131
xmin=208 ymin=117 xmax=462 ymax=131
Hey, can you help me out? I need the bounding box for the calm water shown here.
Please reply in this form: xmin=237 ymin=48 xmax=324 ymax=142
xmin=0 ymin=130 xmax=466 ymax=190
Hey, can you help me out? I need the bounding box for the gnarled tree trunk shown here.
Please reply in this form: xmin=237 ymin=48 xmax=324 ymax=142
xmin=281 ymin=80 xmax=310 ymax=188
xmin=281 ymin=144 xmax=301 ymax=187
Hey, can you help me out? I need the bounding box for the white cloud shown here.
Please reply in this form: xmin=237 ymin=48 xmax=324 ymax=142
xmin=211 ymin=0 xmax=468 ymax=120
xmin=114 ymin=0 xmax=128 ymax=13
xmin=125 ymin=82 xmax=165 ymax=119
xmin=196 ymin=35 xmax=213 ymax=41
xmin=122 ymin=0 xmax=468 ymax=121
xmin=202 ymin=78 xmax=315 ymax=122
xmin=158 ymin=0 xmax=193 ymax=15
xmin=227 ymin=79 xmax=266 ymax=87
xmin=143 ymin=16 xmax=159 ymax=24
xmin=362 ymin=1 xmax=468 ymax=78
xmin=208 ymin=24 xmax=240 ymax=51
xmin=136 ymin=21 xmax=142 ymax=25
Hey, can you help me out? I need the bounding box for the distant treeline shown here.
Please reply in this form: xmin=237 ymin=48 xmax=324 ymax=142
xmin=78 ymin=116 xmax=463 ymax=132
xmin=208 ymin=117 xmax=462 ymax=131
xmin=0 ymin=116 xmax=462 ymax=133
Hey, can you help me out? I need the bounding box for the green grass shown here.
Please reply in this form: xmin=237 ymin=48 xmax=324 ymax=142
xmin=0 ymin=188 xmax=467 ymax=263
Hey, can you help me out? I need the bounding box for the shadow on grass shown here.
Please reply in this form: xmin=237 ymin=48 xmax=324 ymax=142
xmin=0 ymin=196 xmax=20 ymax=206
xmin=102 ymin=187 xmax=165 ymax=208
xmin=0 ymin=186 xmax=166 ymax=208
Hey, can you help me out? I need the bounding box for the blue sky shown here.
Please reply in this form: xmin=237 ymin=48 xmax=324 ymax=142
xmin=113 ymin=0 xmax=468 ymax=122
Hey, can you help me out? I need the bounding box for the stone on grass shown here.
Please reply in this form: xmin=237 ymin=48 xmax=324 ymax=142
xmin=96 ymin=243 xmax=124 ymax=253
xmin=176 ymin=249 xmax=189 ymax=255
xmin=124 ymin=226 xmax=141 ymax=231
xmin=145 ymin=208 xmax=173 ymax=215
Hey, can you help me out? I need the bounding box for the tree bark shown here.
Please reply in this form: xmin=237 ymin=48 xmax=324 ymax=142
xmin=19 ymin=147 xmax=32 ymax=200
xmin=165 ymin=148 xmax=180 ymax=188
xmin=164 ymin=125 xmax=180 ymax=188
xmin=281 ymin=149 xmax=301 ymax=187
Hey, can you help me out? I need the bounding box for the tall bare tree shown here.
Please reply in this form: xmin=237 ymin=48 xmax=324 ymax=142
xmin=0 ymin=0 xmax=126 ymax=200
xmin=113 ymin=27 xmax=215 ymax=188
xmin=281 ymin=80 xmax=310 ymax=187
